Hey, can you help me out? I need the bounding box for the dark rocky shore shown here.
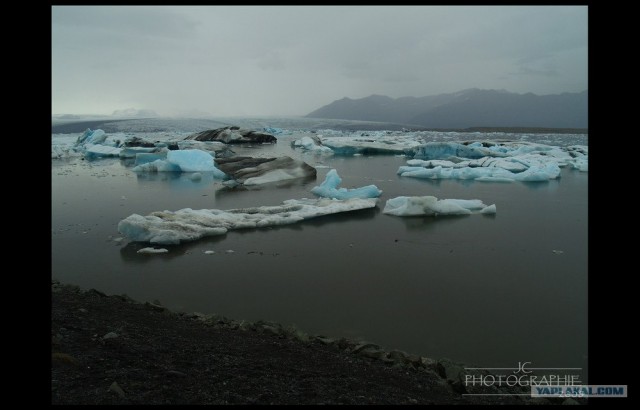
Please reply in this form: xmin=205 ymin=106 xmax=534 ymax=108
xmin=52 ymin=280 xmax=579 ymax=405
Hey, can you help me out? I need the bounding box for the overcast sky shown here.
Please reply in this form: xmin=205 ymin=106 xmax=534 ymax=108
xmin=52 ymin=6 xmax=587 ymax=117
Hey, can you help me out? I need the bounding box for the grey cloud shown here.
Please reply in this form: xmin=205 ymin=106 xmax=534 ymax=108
xmin=52 ymin=6 xmax=587 ymax=117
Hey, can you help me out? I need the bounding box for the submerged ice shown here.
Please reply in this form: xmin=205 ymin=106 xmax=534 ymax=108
xmin=383 ymin=196 xmax=496 ymax=217
xmin=118 ymin=198 xmax=378 ymax=245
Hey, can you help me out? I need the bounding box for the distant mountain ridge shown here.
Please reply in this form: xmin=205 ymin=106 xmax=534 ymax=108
xmin=306 ymin=89 xmax=587 ymax=129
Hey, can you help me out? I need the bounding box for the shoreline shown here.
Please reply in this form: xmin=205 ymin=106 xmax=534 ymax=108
xmin=52 ymin=279 xmax=580 ymax=405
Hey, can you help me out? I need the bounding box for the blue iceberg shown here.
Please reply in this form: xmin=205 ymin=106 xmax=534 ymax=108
xmin=131 ymin=149 xmax=227 ymax=178
xmin=311 ymin=169 xmax=382 ymax=199
xmin=412 ymin=142 xmax=501 ymax=160
xmin=76 ymin=128 xmax=107 ymax=145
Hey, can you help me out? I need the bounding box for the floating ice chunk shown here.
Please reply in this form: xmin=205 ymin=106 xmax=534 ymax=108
xmin=218 ymin=156 xmax=316 ymax=186
xmin=132 ymin=159 xmax=181 ymax=173
xmin=412 ymin=142 xmax=502 ymax=160
xmin=406 ymin=159 xmax=460 ymax=168
xmin=186 ymin=127 xmax=276 ymax=144
xmin=466 ymin=157 xmax=528 ymax=172
xmin=398 ymin=153 xmax=562 ymax=182
xmin=134 ymin=152 xmax=167 ymax=166
xmin=167 ymin=150 xmax=218 ymax=172
xmin=84 ymin=143 xmax=122 ymax=159
xmin=568 ymin=158 xmax=588 ymax=172
xmin=383 ymin=196 xmax=436 ymax=216
xmin=137 ymin=247 xmax=169 ymax=254
xmin=291 ymin=136 xmax=334 ymax=154
xmin=263 ymin=127 xmax=291 ymax=135
xmin=131 ymin=149 xmax=227 ymax=178
xmin=244 ymin=169 xmax=308 ymax=186
xmin=190 ymin=172 xmax=202 ymax=181
xmin=383 ymin=196 xmax=495 ymax=217
xmin=481 ymin=204 xmax=497 ymax=214
xmin=204 ymin=250 xmax=215 ymax=254
xmin=176 ymin=140 xmax=234 ymax=157
xmin=311 ymin=169 xmax=382 ymax=199
xmin=118 ymin=198 xmax=378 ymax=245
xmin=119 ymin=146 xmax=158 ymax=159
xmin=320 ymin=135 xmax=422 ymax=156
xmin=76 ymin=129 xmax=106 ymax=145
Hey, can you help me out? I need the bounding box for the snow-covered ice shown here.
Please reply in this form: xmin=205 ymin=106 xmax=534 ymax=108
xmin=311 ymin=169 xmax=382 ymax=199
xmin=118 ymin=197 xmax=378 ymax=245
xmin=383 ymin=196 xmax=496 ymax=217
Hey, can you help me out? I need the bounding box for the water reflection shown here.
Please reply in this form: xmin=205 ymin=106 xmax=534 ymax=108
xmin=135 ymin=171 xmax=221 ymax=190
xmin=389 ymin=214 xmax=472 ymax=230
xmin=214 ymin=175 xmax=317 ymax=199
xmin=521 ymin=178 xmax=560 ymax=191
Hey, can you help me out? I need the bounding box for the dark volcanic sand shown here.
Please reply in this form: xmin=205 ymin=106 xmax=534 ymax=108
xmin=51 ymin=281 xmax=575 ymax=405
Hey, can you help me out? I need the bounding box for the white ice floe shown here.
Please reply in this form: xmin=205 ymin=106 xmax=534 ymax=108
xmin=311 ymin=169 xmax=382 ymax=199
xmin=398 ymin=141 xmax=586 ymax=182
xmin=383 ymin=196 xmax=496 ymax=217
xmin=137 ymin=247 xmax=169 ymax=254
xmin=319 ymin=135 xmax=423 ymax=156
xmin=118 ymin=197 xmax=378 ymax=245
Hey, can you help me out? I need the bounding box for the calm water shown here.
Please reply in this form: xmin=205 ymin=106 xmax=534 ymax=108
xmin=51 ymin=119 xmax=588 ymax=379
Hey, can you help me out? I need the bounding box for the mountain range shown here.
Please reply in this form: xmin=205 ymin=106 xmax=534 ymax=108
xmin=305 ymin=89 xmax=587 ymax=129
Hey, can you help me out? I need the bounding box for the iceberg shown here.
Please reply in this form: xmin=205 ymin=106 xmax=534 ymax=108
xmin=84 ymin=143 xmax=122 ymax=159
xmin=291 ymin=136 xmax=334 ymax=154
xmin=137 ymin=247 xmax=169 ymax=254
xmin=319 ymin=135 xmax=423 ymax=156
xmin=263 ymin=127 xmax=291 ymax=135
xmin=118 ymin=197 xmax=378 ymax=245
xmin=411 ymin=142 xmax=502 ymax=160
xmin=397 ymin=141 xmax=578 ymax=182
xmin=311 ymin=169 xmax=382 ymax=199
xmin=134 ymin=152 xmax=168 ymax=166
xmin=383 ymin=196 xmax=496 ymax=217
xmin=166 ymin=150 xmax=219 ymax=172
xmin=131 ymin=149 xmax=227 ymax=178
xmin=76 ymin=128 xmax=107 ymax=145
xmin=216 ymin=156 xmax=316 ymax=186
xmin=175 ymin=140 xmax=235 ymax=158
xmin=185 ymin=126 xmax=277 ymax=144
xmin=119 ymin=146 xmax=159 ymax=159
